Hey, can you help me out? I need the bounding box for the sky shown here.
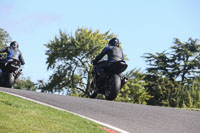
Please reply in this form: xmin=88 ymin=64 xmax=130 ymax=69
xmin=0 ymin=0 xmax=200 ymax=82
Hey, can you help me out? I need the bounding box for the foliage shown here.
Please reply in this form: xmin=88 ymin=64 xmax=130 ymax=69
xmin=144 ymin=74 xmax=183 ymax=107
xmin=0 ymin=28 xmax=11 ymax=48
xmin=191 ymin=77 xmax=200 ymax=108
xmin=116 ymin=69 xmax=152 ymax=104
xmin=38 ymin=28 xmax=116 ymax=95
xmin=14 ymin=77 xmax=36 ymax=91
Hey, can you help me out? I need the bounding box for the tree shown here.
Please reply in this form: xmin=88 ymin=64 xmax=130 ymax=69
xmin=143 ymin=38 xmax=200 ymax=107
xmin=38 ymin=28 xmax=116 ymax=95
xmin=14 ymin=77 xmax=36 ymax=91
xmin=0 ymin=28 xmax=11 ymax=48
xmin=144 ymin=38 xmax=200 ymax=83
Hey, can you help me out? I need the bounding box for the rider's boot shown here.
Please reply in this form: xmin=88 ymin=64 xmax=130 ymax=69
xmin=121 ymin=77 xmax=128 ymax=89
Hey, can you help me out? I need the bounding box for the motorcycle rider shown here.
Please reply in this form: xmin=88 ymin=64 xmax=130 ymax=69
xmin=0 ymin=41 xmax=25 ymax=74
xmin=92 ymin=38 xmax=128 ymax=88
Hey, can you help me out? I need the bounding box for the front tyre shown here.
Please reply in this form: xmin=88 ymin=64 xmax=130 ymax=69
xmin=105 ymin=74 xmax=121 ymax=100
xmin=6 ymin=72 xmax=15 ymax=88
xmin=88 ymin=80 xmax=98 ymax=98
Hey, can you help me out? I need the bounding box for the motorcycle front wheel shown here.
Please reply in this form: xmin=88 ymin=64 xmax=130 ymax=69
xmin=105 ymin=74 xmax=121 ymax=100
xmin=88 ymin=80 xmax=98 ymax=98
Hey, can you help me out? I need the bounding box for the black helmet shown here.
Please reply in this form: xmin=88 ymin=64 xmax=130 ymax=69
xmin=10 ymin=41 xmax=18 ymax=48
xmin=108 ymin=38 xmax=119 ymax=47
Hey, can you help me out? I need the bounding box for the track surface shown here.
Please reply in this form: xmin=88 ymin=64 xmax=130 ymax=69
xmin=0 ymin=87 xmax=200 ymax=133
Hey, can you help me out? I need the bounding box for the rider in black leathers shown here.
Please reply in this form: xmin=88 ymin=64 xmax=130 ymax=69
xmin=0 ymin=41 xmax=25 ymax=72
xmin=92 ymin=38 xmax=128 ymax=88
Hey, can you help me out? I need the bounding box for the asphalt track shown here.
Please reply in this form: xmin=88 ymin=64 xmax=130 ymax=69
xmin=0 ymin=87 xmax=200 ymax=133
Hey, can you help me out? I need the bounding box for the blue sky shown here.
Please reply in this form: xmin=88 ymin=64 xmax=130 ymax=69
xmin=0 ymin=0 xmax=200 ymax=82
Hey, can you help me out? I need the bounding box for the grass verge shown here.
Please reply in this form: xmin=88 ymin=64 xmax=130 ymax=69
xmin=0 ymin=92 xmax=108 ymax=133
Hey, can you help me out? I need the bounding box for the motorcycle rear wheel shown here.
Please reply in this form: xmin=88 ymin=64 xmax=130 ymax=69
xmin=105 ymin=74 xmax=121 ymax=100
xmin=6 ymin=72 xmax=15 ymax=88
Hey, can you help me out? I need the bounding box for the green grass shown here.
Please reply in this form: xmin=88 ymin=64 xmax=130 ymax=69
xmin=0 ymin=92 xmax=108 ymax=133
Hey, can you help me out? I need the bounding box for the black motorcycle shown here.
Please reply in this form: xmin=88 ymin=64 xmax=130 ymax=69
xmin=0 ymin=57 xmax=22 ymax=88
xmin=89 ymin=60 xmax=128 ymax=100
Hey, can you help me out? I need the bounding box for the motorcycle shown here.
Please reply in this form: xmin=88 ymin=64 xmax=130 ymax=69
xmin=0 ymin=56 xmax=22 ymax=88
xmin=89 ymin=60 xmax=128 ymax=100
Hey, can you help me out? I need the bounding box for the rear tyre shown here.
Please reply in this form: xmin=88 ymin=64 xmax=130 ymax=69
xmin=88 ymin=81 xmax=98 ymax=98
xmin=105 ymin=74 xmax=121 ymax=100
xmin=6 ymin=72 xmax=15 ymax=88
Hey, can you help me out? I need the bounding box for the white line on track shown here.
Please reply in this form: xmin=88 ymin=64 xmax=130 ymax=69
xmin=0 ymin=91 xmax=129 ymax=133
